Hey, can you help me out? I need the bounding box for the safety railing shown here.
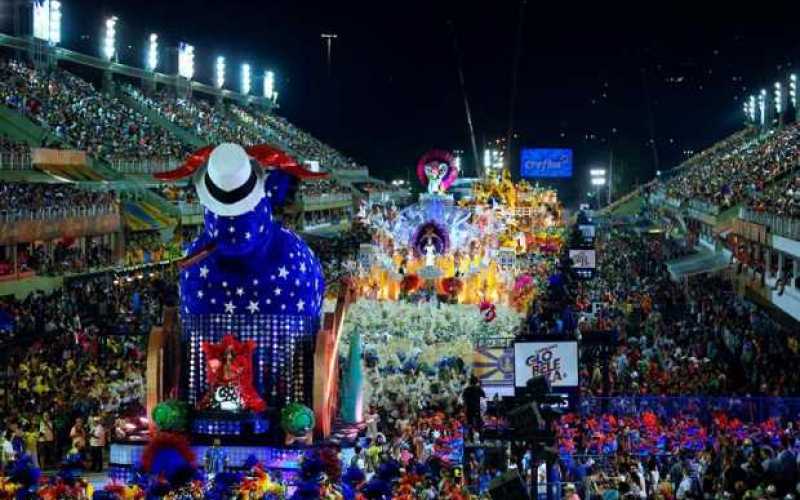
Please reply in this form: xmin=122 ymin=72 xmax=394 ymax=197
xmin=176 ymin=201 xmax=203 ymax=216
xmin=108 ymin=157 xmax=181 ymax=174
xmin=740 ymin=207 xmax=800 ymax=241
xmin=297 ymin=192 xmax=353 ymax=211
xmin=0 ymin=203 xmax=118 ymax=223
xmin=688 ymin=198 xmax=721 ymax=215
xmin=0 ymin=152 xmax=32 ymax=170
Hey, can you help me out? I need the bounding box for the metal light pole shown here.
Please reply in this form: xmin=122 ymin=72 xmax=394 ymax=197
xmin=321 ymin=33 xmax=338 ymax=77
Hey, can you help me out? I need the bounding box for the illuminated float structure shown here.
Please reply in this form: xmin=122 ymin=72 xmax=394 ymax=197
xmin=110 ymin=144 xmax=357 ymax=484
xmin=355 ymin=149 xmax=566 ymax=308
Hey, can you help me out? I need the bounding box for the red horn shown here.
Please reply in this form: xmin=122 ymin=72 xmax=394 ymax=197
xmin=246 ymin=144 xmax=328 ymax=180
xmin=154 ymin=145 xmax=215 ymax=181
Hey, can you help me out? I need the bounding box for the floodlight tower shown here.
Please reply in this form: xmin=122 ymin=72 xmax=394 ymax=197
xmin=176 ymin=42 xmax=195 ymax=98
xmin=31 ymin=0 xmax=61 ymax=67
xmin=141 ymin=33 xmax=158 ymax=93
xmin=263 ymin=70 xmax=275 ymax=102
xmin=102 ymin=16 xmax=118 ymax=91
xmin=321 ymin=33 xmax=338 ymax=77
xmin=774 ymin=81 xmax=783 ymax=126
xmin=214 ymin=56 xmax=226 ymax=107
xmin=790 ymin=74 xmax=798 ymax=122
xmin=241 ymin=63 xmax=251 ymax=96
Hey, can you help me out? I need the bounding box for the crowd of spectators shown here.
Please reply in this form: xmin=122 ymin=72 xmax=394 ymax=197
xmin=571 ymin=227 xmax=800 ymax=397
xmin=306 ymin=222 xmax=370 ymax=284
xmin=0 ymin=134 xmax=29 ymax=155
xmin=231 ymin=104 xmax=367 ymax=170
xmin=747 ymin=171 xmax=800 ymax=219
xmin=0 ymin=238 xmax=116 ymax=278
xmin=0 ymin=265 xmax=177 ymax=469
xmin=0 ymin=59 xmax=187 ymax=162
xmin=664 ymin=124 xmax=800 ymax=209
xmin=122 ymin=85 xmax=263 ymax=147
xmin=551 ymin=412 xmax=800 ymax=500
xmin=0 ymin=182 xmax=117 ymax=220
xmin=296 ymin=178 xmax=351 ymax=198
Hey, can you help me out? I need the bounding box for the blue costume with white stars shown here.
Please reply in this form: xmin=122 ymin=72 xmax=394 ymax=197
xmin=179 ymin=174 xmax=325 ymax=410
xmin=181 ymin=200 xmax=324 ymax=318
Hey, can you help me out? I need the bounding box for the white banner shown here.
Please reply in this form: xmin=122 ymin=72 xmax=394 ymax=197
xmin=569 ymin=249 xmax=596 ymax=269
xmin=514 ymin=341 xmax=579 ymax=388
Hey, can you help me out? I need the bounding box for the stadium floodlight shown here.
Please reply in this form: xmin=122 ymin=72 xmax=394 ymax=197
xmin=591 ymin=177 xmax=606 ymax=186
xmin=103 ymin=16 xmax=117 ymax=61
xmin=749 ymin=95 xmax=757 ymax=122
xmin=790 ymin=74 xmax=797 ymax=109
xmin=483 ymin=149 xmax=491 ymax=168
xmin=758 ymin=89 xmax=766 ymax=125
xmin=774 ymin=82 xmax=782 ymax=115
xmin=263 ymin=70 xmax=275 ymax=99
xmin=146 ymin=33 xmax=158 ymax=72
xmin=215 ymin=56 xmax=225 ymax=89
xmin=589 ymin=168 xmax=606 ymax=177
xmin=178 ymin=42 xmax=195 ymax=80
xmin=241 ymin=64 xmax=251 ymax=95
xmin=33 ymin=0 xmax=61 ymax=45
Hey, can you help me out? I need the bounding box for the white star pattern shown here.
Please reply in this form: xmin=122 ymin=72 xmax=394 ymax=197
xmin=236 ymin=287 xmax=245 ymax=297
xmin=197 ymin=290 xmax=204 ymax=299
xmin=222 ymin=281 xmax=228 ymax=288
xmin=228 ymin=225 xmax=235 ymax=233
xmin=199 ymin=265 xmax=209 ymax=278
xmin=259 ymin=225 xmax=265 ymax=233
xmin=253 ymin=279 xmax=259 ymax=286
xmin=245 ymin=232 xmax=252 ymax=240
xmin=295 ymin=279 xmax=300 ymax=286
xmin=274 ymin=287 xmax=282 ymax=296
xmin=297 ymin=299 xmax=305 ymax=311
xmin=278 ymin=266 xmax=289 ymax=279
xmin=210 ymin=298 xmax=216 ymax=304
xmin=299 ymin=262 xmax=307 ymax=273
xmin=266 ymin=298 xmax=272 ymax=305
xmin=184 ymin=271 xmax=189 ymax=279
xmin=213 ymin=229 xmax=219 ymax=237
xmin=247 ymin=301 xmax=260 ymax=314
xmin=224 ymin=301 xmax=236 ymax=314
xmin=281 ymin=304 xmax=286 ymax=310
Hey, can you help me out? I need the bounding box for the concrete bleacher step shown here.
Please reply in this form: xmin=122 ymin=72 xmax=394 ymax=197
xmin=117 ymin=91 xmax=207 ymax=149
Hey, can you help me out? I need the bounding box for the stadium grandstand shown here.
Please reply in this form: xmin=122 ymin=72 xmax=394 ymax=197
xmin=3 ymin=3 xmax=800 ymax=500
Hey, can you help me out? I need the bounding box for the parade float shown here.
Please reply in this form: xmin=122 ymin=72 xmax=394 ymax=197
xmin=109 ymin=144 xmax=358 ymax=492
xmin=352 ymin=149 xmax=566 ymax=312
xmin=342 ymin=150 xmax=568 ymax=406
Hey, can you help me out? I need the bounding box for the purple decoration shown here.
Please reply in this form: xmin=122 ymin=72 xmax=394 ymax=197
xmin=411 ymin=220 xmax=450 ymax=257
xmin=416 ymin=149 xmax=458 ymax=191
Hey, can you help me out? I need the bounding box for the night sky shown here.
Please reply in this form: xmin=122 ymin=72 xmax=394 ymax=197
xmin=3 ymin=1 xmax=800 ymax=203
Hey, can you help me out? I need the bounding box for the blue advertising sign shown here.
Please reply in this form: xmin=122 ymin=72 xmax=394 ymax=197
xmin=520 ymin=148 xmax=573 ymax=178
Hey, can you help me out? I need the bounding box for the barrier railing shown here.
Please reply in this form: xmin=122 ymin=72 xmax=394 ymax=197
xmin=0 ymin=203 xmax=118 ymax=223
xmin=297 ymin=192 xmax=352 ymax=209
xmin=176 ymin=201 xmax=203 ymax=216
xmin=740 ymin=207 xmax=800 ymax=241
xmin=688 ymin=198 xmax=721 ymax=215
xmin=0 ymin=152 xmax=32 ymax=170
xmin=109 ymin=158 xmax=180 ymax=174
xmin=579 ymin=395 xmax=800 ymax=425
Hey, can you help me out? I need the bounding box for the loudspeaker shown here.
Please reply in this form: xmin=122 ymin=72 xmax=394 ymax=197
xmin=488 ymin=470 xmax=529 ymax=500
